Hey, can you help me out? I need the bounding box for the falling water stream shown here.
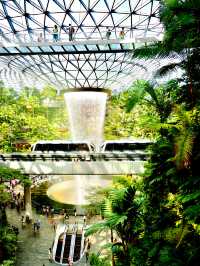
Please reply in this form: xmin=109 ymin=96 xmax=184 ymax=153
xmin=47 ymin=91 xmax=111 ymax=206
xmin=64 ymin=91 xmax=107 ymax=146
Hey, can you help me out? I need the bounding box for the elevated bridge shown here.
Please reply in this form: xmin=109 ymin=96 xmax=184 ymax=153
xmin=0 ymin=36 xmax=161 ymax=90
xmin=0 ymin=37 xmax=158 ymax=56
xmin=0 ymin=152 xmax=147 ymax=175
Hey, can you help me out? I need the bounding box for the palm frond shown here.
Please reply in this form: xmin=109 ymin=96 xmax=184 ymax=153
xmin=178 ymin=191 xmax=200 ymax=204
xmin=109 ymin=188 xmax=126 ymax=205
xmin=106 ymin=213 xmax=127 ymax=228
xmin=144 ymin=83 xmax=160 ymax=107
xmin=133 ymin=42 xmax=171 ymax=59
xmin=85 ymin=221 xmax=108 ymax=237
xmin=154 ymin=62 xmax=182 ymax=78
xmin=125 ymin=81 xmax=147 ymax=112
xmin=170 ymin=105 xmax=191 ymax=127
xmin=125 ymin=80 xmax=160 ymax=113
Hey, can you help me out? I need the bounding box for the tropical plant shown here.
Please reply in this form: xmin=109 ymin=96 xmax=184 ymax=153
xmin=0 ymin=83 xmax=69 ymax=152
xmin=86 ymin=177 xmax=144 ymax=266
xmin=0 ymin=227 xmax=17 ymax=265
xmin=133 ymin=0 xmax=200 ymax=107
xmin=89 ymin=253 xmax=110 ymax=266
xmin=105 ymin=81 xmax=159 ymax=139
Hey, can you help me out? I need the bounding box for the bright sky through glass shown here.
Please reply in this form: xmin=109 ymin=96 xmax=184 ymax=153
xmin=0 ymin=0 xmax=163 ymax=41
xmin=0 ymin=0 xmax=164 ymax=90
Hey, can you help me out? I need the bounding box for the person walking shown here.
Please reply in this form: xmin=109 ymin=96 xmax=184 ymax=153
xmin=68 ymin=24 xmax=75 ymax=41
xmin=52 ymin=220 xmax=56 ymax=232
xmin=48 ymin=247 xmax=53 ymax=262
xmin=33 ymin=220 xmax=37 ymax=232
xmin=83 ymin=215 xmax=86 ymax=225
xmin=21 ymin=216 xmax=25 ymax=228
xmin=36 ymin=219 xmax=41 ymax=231
xmin=51 ymin=207 xmax=54 ymax=218
xmin=52 ymin=25 xmax=59 ymax=42
xmin=106 ymin=27 xmax=111 ymax=40
xmin=85 ymin=250 xmax=89 ymax=262
xmin=68 ymin=256 xmax=73 ymax=265
xmin=37 ymin=33 xmax=43 ymax=42
xmin=46 ymin=206 xmax=49 ymax=217
xmin=119 ymin=27 xmax=125 ymax=40
xmin=42 ymin=205 xmax=46 ymax=215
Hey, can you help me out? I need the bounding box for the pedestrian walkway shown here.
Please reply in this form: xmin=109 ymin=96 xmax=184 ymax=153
xmin=6 ymin=209 xmax=88 ymax=266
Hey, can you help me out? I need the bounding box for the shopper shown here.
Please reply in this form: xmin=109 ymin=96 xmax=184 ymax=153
xmin=119 ymin=27 xmax=125 ymax=40
xmin=37 ymin=33 xmax=43 ymax=42
xmin=52 ymin=25 xmax=59 ymax=42
xmin=69 ymin=24 xmax=75 ymax=41
xmin=48 ymin=247 xmax=53 ymax=262
xmin=106 ymin=27 xmax=111 ymax=40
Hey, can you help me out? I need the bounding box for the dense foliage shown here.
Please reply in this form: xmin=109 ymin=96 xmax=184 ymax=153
xmin=0 ymin=83 xmax=69 ymax=152
xmin=105 ymin=82 xmax=158 ymax=140
xmin=86 ymin=1 xmax=200 ymax=265
xmin=131 ymin=1 xmax=200 ymax=264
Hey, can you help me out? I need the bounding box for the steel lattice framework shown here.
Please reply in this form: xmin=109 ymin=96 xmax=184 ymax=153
xmin=0 ymin=0 xmax=163 ymax=90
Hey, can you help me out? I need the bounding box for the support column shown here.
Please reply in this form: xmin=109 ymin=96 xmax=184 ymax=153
xmin=24 ymin=185 xmax=32 ymax=220
xmin=64 ymin=88 xmax=109 ymax=148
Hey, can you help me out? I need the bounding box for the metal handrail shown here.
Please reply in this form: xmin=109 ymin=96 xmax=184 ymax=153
xmin=0 ymin=31 xmax=159 ymax=46
xmin=0 ymin=151 xmax=149 ymax=161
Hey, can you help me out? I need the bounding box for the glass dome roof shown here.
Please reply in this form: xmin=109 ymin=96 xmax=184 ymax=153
xmin=0 ymin=0 xmax=164 ymax=90
xmin=0 ymin=0 xmax=162 ymax=41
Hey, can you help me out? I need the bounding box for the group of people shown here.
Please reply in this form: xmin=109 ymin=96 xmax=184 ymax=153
xmin=52 ymin=24 xmax=75 ymax=42
xmin=37 ymin=25 xmax=126 ymax=43
xmin=37 ymin=24 xmax=75 ymax=42
xmin=41 ymin=205 xmax=54 ymax=217
xmin=7 ymin=179 xmax=25 ymax=213
xmin=32 ymin=175 xmax=48 ymax=186
xmin=106 ymin=26 xmax=126 ymax=40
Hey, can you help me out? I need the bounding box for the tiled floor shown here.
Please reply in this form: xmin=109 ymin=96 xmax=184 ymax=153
xmin=6 ymin=208 xmax=88 ymax=266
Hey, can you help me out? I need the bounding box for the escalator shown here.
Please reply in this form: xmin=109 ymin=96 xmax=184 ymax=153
xmin=62 ymin=234 xmax=72 ymax=263
xmin=53 ymin=224 xmax=85 ymax=265
xmin=55 ymin=236 xmax=64 ymax=262
xmin=73 ymin=234 xmax=82 ymax=262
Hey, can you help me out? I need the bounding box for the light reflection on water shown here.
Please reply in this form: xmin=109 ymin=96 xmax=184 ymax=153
xmin=47 ymin=175 xmax=112 ymax=205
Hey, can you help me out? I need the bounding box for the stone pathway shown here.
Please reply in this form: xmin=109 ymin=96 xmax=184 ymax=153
xmin=6 ymin=209 xmax=88 ymax=266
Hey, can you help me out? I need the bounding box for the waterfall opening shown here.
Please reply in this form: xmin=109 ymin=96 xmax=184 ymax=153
xmin=64 ymin=91 xmax=108 ymax=147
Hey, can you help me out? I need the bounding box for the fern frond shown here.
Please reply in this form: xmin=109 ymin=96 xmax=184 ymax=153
xmin=178 ymin=191 xmax=200 ymax=203
xmin=174 ymin=130 xmax=193 ymax=169
xmin=85 ymin=221 xmax=108 ymax=237
xmin=102 ymin=198 xmax=113 ymax=217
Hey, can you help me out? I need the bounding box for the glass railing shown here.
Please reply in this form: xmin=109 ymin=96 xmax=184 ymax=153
xmin=0 ymin=30 xmax=160 ymax=46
